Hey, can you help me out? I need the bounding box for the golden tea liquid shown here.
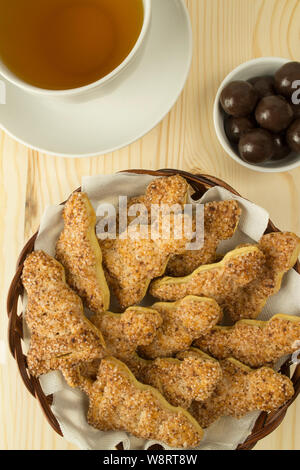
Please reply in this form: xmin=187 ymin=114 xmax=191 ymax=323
xmin=0 ymin=0 xmax=144 ymax=89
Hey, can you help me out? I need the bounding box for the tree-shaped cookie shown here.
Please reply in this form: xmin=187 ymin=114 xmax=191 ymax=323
xmin=150 ymin=246 xmax=265 ymax=303
xmin=56 ymin=192 xmax=110 ymax=314
xmin=195 ymin=314 xmax=300 ymax=367
xmin=83 ymin=357 xmax=204 ymax=449
xmin=189 ymin=357 xmax=294 ymax=428
xmin=22 ymin=251 xmax=106 ymax=377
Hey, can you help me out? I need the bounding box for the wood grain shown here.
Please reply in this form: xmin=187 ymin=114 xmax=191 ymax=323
xmin=1 ymin=0 xmax=300 ymax=450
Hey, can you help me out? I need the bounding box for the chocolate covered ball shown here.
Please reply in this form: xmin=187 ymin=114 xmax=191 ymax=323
xmin=248 ymin=76 xmax=275 ymax=98
xmin=220 ymin=81 xmax=258 ymax=117
xmin=239 ymin=129 xmax=275 ymax=163
xmin=275 ymin=61 xmax=300 ymax=97
xmin=291 ymin=103 xmax=300 ymax=119
xmin=272 ymin=134 xmax=291 ymax=160
xmin=286 ymin=119 xmax=300 ymax=152
xmin=224 ymin=116 xmax=255 ymax=143
xmin=255 ymin=95 xmax=294 ymax=133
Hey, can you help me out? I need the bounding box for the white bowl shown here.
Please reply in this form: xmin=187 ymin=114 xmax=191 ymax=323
xmin=213 ymin=57 xmax=300 ymax=173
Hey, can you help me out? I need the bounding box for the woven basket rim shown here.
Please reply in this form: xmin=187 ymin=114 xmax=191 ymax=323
xmin=6 ymin=168 xmax=300 ymax=451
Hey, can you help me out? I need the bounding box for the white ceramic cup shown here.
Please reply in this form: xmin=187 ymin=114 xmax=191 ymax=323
xmin=213 ymin=57 xmax=300 ymax=173
xmin=0 ymin=0 xmax=151 ymax=97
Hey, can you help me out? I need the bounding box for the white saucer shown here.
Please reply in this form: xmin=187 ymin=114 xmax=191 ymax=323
xmin=0 ymin=0 xmax=192 ymax=157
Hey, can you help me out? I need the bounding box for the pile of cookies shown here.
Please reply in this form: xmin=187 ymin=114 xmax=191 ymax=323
xmin=22 ymin=175 xmax=300 ymax=449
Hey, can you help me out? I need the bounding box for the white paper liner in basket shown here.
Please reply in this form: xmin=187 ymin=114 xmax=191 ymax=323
xmin=21 ymin=173 xmax=300 ymax=450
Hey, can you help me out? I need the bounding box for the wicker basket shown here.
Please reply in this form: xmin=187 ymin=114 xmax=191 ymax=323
xmin=7 ymin=169 xmax=300 ymax=450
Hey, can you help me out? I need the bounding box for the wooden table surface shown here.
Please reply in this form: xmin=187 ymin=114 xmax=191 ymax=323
xmin=1 ymin=0 xmax=300 ymax=451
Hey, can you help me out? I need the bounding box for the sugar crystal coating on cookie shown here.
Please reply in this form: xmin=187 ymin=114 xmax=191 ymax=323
xmin=167 ymin=200 xmax=241 ymax=276
xmin=91 ymin=307 xmax=163 ymax=360
xmin=150 ymin=246 xmax=265 ymax=303
xmin=194 ymin=314 xmax=300 ymax=367
xmin=101 ymin=212 xmax=194 ymax=308
xmin=85 ymin=357 xmax=204 ymax=448
xmin=139 ymin=296 xmax=222 ymax=359
xmin=189 ymin=358 xmax=294 ymax=428
xmin=223 ymin=232 xmax=300 ymax=321
xmin=22 ymin=251 xmax=106 ymax=377
xmin=56 ymin=192 xmax=110 ymax=314
xmin=126 ymin=349 xmax=222 ymax=409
